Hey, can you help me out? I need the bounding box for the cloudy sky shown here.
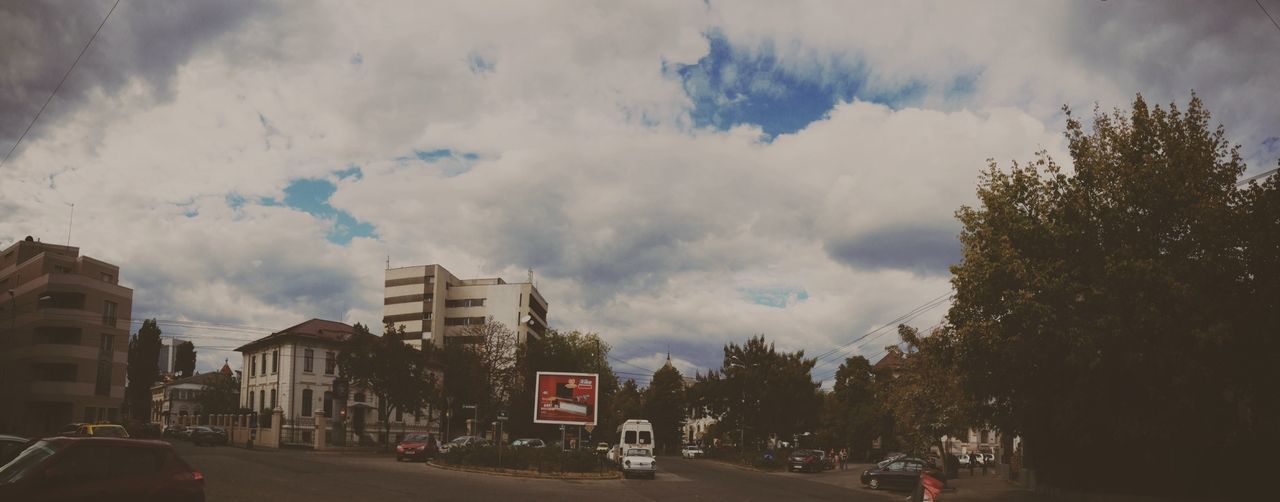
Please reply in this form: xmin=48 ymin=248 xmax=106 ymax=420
xmin=3 ymin=0 xmax=1278 ymax=386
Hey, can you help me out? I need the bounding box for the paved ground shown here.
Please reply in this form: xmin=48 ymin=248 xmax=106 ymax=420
xmin=172 ymin=441 xmax=961 ymax=501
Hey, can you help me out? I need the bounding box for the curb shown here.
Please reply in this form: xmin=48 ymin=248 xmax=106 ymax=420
xmin=426 ymin=461 xmax=621 ymax=480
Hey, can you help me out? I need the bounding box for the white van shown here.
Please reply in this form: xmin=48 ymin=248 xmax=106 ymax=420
xmin=612 ymin=419 xmax=654 ymax=463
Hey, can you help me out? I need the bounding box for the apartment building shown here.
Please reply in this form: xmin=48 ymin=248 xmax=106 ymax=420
xmin=0 ymin=236 xmax=132 ymax=436
xmin=383 ymin=264 xmax=549 ymax=348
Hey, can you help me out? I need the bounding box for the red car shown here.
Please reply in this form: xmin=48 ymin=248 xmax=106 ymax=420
xmin=395 ymin=433 xmax=438 ymax=462
xmin=0 ymin=437 xmax=205 ymax=502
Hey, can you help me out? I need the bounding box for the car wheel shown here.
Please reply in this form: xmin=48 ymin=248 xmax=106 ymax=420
xmin=868 ymin=478 xmax=880 ymax=490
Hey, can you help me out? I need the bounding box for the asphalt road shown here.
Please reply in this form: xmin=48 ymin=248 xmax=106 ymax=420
xmin=171 ymin=441 xmax=908 ymax=502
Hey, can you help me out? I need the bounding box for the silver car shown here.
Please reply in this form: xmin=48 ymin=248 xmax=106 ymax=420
xmin=622 ymin=447 xmax=656 ymax=479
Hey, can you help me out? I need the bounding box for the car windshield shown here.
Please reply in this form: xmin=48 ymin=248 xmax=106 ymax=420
xmin=403 ymin=434 xmax=429 ymax=442
xmin=0 ymin=440 xmax=62 ymax=484
xmin=92 ymin=427 xmax=127 ymax=437
xmin=626 ymin=448 xmax=651 ymax=456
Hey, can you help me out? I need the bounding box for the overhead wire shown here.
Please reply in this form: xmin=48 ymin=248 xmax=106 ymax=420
xmin=1 ymin=0 xmax=121 ymax=168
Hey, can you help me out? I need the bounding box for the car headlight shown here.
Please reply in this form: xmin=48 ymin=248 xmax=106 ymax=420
xmin=625 ymin=460 xmax=631 ymax=467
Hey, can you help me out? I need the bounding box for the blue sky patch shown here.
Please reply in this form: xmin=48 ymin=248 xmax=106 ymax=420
xmin=739 ymin=287 xmax=809 ymax=308
xmin=674 ymin=31 xmax=929 ymax=138
xmin=411 ymin=149 xmax=479 ymax=177
xmin=468 ymin=51 xmax=495 ymax=74
xmin=334 ymin=166 xmax=363 ymax=180
xmin=225 ymin=194 xmax=247 ymax=209
xmin=281 ymin=179 xmax=376 ymax=244
xmin=350 ymin=52 xmax=363 ymax=66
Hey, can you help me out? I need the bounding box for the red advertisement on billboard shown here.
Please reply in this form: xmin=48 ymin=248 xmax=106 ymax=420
xmin=533 ymin=372 xmax=598 ymax=426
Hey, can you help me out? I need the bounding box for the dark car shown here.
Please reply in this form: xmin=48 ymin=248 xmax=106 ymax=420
xmin=0 ymin=435 xmax=30 ymax=466
xmin=861 ymin=456 xmax=947 ymax=491
xmin=788 ymin=449 xmax=825 ymax=473
xmin=188 ymin=427 xmax=227 ymax=447
xmin=56 ymin=424 xmax=86 ymax=437
xmin=0 ymin=437 xmax=205 ymax=502
xmin=129 ymin=423 xmax=163 ymax=439
xmin=395 ymin=434 xmax=438 ymax=462
xmin=163 ymin=424 xmax=188 ymax=439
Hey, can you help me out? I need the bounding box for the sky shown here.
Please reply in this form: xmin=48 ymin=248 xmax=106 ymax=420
xmin=2 ymin=0 xmax=1278 ymax=387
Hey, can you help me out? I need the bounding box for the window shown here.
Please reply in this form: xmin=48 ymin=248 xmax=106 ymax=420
xmin=270 ymin=389 xmax=277 ymax=409
xmin=624 ymin=431 xmax=637 ymax=444
xmin=639 ymin=431 xmax=652 ymax=445
xmin=354 ymin=392 xmax=365 ymax=403
xmin=249 ymin=391 xmax=255 ymax=410
xmin=271 ymin=350 xmax=278 ymax=374
xmin=888 ymin=461 xmax=906 ymax=472
xmin=302 ymin=389 xmax=313 ymax=417
xmin=323 ymin=391 xmax=333 ymax=416
xmin=303 ymin=348 xmax=314 ymax=373
xmin=250 ymin=356 xmax=257 ymax=376
xmin=324 ymin=352 xmax=335 ymax=375
xmin=94 ymin=360 xmax=111 ymax=396
xmin=99 ymin=333 xmax=113 ymax=352
xmin=84 ymin=407 xmax=98 ymax=423
xmin=259 ymin=390 xmax=265 ymax=411
xmin=34 ymin=326 xmax=81 ymax=345
xmin=444 ymin=316 xmax=486 ymax=326
xmin=445 ymin=298 xmax=485 ymax=308
xmin=102 ymin=301 xmax=118 ymax=327
xmin=53 ymin=265 xmax=72 ymax=273
xmin=33 ymin=363 xmax=77 ymax=382
xmin=395 ymin=407 xmax=403 ymax=422
xmin=101 ymin=273 xmax=114 ymax=283
xmin=260 ymin=353 xmax=267 ymax=376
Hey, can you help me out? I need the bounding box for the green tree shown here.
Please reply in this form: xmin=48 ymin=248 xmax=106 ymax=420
xmin=337 ymin=322 xmax=435 ymax=450
xmin=946 ymin=94 xmax=1277 ymax=497
xmin=608 ymin=379 xmax=645 ymax=433
xmin=881 ymin=325 xmax=973 ymax=456
xmin=820 ymin=354 xmax=885 ymax=460
xmin=643 ymin=361 xmax=686 ymax=454
xmin=509 ymin=329 xmax=619 ymax=440
xmin=174 ymin=340 xmax=196 ymax=378
xmin=125 ymin=319 xmax=163 ymax=420
xmin=719 ymin=335 xmax=821 ymax=448
xmin=196 ymin=372 xmax=241 ymax=415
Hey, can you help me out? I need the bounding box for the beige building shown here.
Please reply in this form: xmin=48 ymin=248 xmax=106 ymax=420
xmin=150 ymin=363 xmax=236 ymax=424
xmin=236 ymin=319 xmax=439 ymax=446
xmin=382 ymin=264 xmax=549 ymax=348
xmin=0 ymin=236 xmax=132 ymax=436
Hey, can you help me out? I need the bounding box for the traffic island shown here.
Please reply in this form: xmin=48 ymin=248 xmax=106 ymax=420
xmin=427 ymin=461 xmax=620 ymax=480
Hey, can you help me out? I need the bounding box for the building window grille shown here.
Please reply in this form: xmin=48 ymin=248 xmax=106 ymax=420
xmin=302 ymin=389 xmax=313 ymax=417
xmin=102 ymin=300 xmax=118 ymax=327
xmin=325 ymin=352 xmax=335 ymax=375
xmin=303 ymin=348 xmax=314 ymax=372
xmin=271 ymin=350 xmax=278 ymax=374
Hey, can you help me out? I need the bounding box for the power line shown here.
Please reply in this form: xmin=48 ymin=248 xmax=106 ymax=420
xmin=809 ymin=291 xmax=953 ymax=365
xmin=0 ymin=0 xmax=121 ymax=169
xmin=1258 ymin=0 xmax=1280 ymax=34
xmin=1237 ymin=166 xmax=1279 ymax=187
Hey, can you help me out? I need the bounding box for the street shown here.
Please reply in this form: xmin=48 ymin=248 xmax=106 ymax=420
xmin=173 ymin=441 xmax=909 ymax=502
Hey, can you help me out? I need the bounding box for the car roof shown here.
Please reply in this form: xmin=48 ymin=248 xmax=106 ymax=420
xmin=0 ymin=434 xmax=28 ymax=442
xmin=40 ymin=437 xmax=171 ymax=448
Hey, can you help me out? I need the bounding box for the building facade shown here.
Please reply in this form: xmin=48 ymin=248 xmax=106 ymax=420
xmin=0 ymin=236 xmax=132 ymax=436
xmin=150 ymin=363 xmax=236 ymax=424
xmin=235 ymin=319 xmax=438 ymax=446
xmin=383 ymin=264 xmax=549 ymax=348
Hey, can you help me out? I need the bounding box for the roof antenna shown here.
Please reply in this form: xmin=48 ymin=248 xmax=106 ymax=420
xmin=66 ymin=203 xmax=74 ymax=246
xmin=528 ymin=268 xmax=534 ymax=285
xmin=386 ymin=254 xmax=390 ymax=270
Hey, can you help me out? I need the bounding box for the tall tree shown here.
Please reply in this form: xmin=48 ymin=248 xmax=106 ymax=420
xmin=337 ymin=322 xmax=435 ymax=450
xmin=125 ymin=319 xmax=163 ymax=420
xmin=196 ymin=373 xmax=241 ymax=415
xmin=461 ymin=317 xmax=517 ymax=424
xmin=719 ymin=335 xmax=821 ymax=448
xmin=174 ymin=340 xmax=196 ymax=378
xmin=881 ymin=325 xmax=973 ymax=455
xmin=820 ymin=354 xmax=885 ymax=460
xmin=608 ymin=379 xmax=645 ymax=433
xmin=510 ymin=329 xmax=619 ymax=439
xmin=946 ymin=94 xmax=1277 ymax=497
xmin=643 ymin=361 xmax=686 ymax=454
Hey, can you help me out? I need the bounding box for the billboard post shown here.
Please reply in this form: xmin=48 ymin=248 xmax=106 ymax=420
xmin=533 ymin=372 xmax=599 ymax=427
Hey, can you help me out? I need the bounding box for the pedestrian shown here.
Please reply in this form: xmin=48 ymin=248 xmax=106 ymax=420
xmin=980 ymin=452 xmax=988 ymax=476
xmin=840 ymin=448 xmax=848 ymax=470
xmin=967 ymin=453 xmax=976 ymax=476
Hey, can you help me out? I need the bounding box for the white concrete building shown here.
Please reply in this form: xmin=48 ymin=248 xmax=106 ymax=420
xmin=149 ymin=363 xmax=235 ymax=425
xmin=235 ymin=319 xmax=439 ymax=446
xmin=383 ymin=264 xmax=549 ymax=348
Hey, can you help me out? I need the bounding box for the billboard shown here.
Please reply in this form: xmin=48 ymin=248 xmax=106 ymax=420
xmin=533 ymin=372 xmax=599 ymax=426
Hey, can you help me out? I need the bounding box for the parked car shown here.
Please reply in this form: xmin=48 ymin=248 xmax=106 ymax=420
xmin=510 ymin=438 xmax=545 ymax=449
xmin=982 ymin=453 xmax=995 ymax=465
xmin=130 ymin=423 xmax=163 ymax=439
xmin=396 ymin=434 xmax=438 ymax=462
xmin=0 ymin=435 xmax=30 ymax=466
xmin=188 ymin=427 xmax=227 ymax=447
xmin=163 ymin=425 xmax=188 ymax=439
xmin=74 ymin=424 xmax=130 ymax=438
xmin=621 ymin=447 xmax=656 ymax=479
xmin=57 ymin=424 xmax=86 ymax=436
xmin=681 ymin=445 xmax=704 ymax=459
xmin=861 ymin=457 xmax=947 ymax=491
xmin=0 ymin=437 xmax=205 ymax=501
xmin=595 ymin=442 xmax=609 ymax=454
xmin=788 ymin=449 xmax=825 ymax=473
xmin=957 ymin=453 xmax=971 ymax=466
xmin=439 ymin=435 xmax=489 ymax=453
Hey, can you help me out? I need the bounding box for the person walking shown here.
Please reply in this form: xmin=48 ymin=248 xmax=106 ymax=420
xmin=979 ymin=452 xmax=988 ymax=476
xmin=839 ymin=448 xmax=848 ymax=471
xmin=968 ymin=453 xmax=976 ymax=476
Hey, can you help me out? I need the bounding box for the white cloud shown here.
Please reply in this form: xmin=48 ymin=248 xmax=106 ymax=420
xmin=1 ymin=1 xmax=1273 ymax=377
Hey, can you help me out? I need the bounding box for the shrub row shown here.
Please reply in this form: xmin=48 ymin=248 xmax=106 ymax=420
xmin=439 ymin=445 xmax=608 ymax=473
